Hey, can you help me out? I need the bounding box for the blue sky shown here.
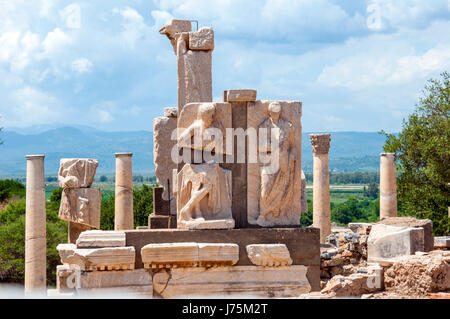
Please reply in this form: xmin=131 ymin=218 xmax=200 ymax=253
xmin=0 ymin=0 xmax=449 ymax=133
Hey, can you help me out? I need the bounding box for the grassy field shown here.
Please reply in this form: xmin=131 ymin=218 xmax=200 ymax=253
xmin=306 ymin=184 xmax=366 ymax=203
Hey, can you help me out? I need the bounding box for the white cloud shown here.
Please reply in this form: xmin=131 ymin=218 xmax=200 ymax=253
xmin=59 ymin=3 xmax=81 ymax=29
xmin=5 ymin=86 xmax=64 ymax=127
xmin=71 ymin=57 xmax=93 ymax=75
xmin=42 ymin=28 xmax=72 ymax=56
xmin=114 ymin=7 xmax=150 ymax=49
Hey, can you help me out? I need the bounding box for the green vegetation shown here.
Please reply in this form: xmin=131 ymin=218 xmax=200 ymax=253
xmin=0 ymin=187 xmax=67 ymax=286
xmin=0 ymin=179 xmax=26 ymax=202
xmin=100 ymin=183 xmax=155 ymax=230
xmin=381 ymin=72 xmax=450 ymax=236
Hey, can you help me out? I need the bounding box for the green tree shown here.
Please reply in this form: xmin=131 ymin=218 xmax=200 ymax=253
xmin=0 ymin=187 xmax=67 ymax=286
xmin=381 ymin=72 xmax=450 ymax=235
xmin=363 ymin=182 xmax=379 ymax=199
xmin=99 ymin=175 xmax=108 ymax=182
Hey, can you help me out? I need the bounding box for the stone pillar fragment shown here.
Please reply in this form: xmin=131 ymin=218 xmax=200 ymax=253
xmin=159 ymin=20 xmax=214 ymax=114
xmin=310 ymin=134 xmax=331 ymax=244
xmin=115 ymin=153 xmax=133 ymax=230
xmin=380 ymin=153 xmax=397 ymax=219
xmin=223 ymin=89 xmax=257 ymax=228
xmin=25 ymin=155 xmax=46 ymax=294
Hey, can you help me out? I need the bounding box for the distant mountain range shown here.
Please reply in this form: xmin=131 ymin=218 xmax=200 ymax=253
xmin=0 ymin=126 xmax=389 ymax=176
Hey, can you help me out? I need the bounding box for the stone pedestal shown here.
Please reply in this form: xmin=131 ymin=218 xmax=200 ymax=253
xmin=310 ymin=134 xmax=331 ymax=244
xmin=25 ymin=155 xmax=46 ymax=294
xmin=115 ymin=153 xmax=133 ymax=230
xmin=380 ymin=153 xmax=397 ymax=219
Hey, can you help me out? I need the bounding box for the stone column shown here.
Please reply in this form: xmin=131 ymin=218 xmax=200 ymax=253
xmin=25 ymin=155 xmax=46 ymax=294
xmin=310 ymin=134 xmax=331 ymax=244
xmin=115 ymin=153 xmax=133 ymax=230
xmin=379 ymin=153 xmax=397 ymax=219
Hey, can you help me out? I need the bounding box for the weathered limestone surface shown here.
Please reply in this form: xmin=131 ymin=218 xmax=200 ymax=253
xmin=384 ymin=251 xmax=450 ymax=296
xmin=380 ymin=153 xmax=397 ymax=219
xmin=56 ymin=265 xmax=152 ymax=293
xmin=160 ymin=19 xmax=213 ymax=112
xmin=434 ymin=236 xmax=450 ymax=249
xmin=155 ymin=265 xmax=310 ymax=298
xmin=246 ymin=244 xmax=293 ymax=267
xmin=64 ymin=247 xmax=136 ymax=271
xmin=368 ymin=224 xmax=424 ymax=262
xmin=59 ymin=188 xmax=101 ymax=228
xmin=189 ymin=27 xmax=214 ymax=50
xmin=348 ymin=222 xmax=372 ymax=234
xmin=377 ymin=217 xmax=433 ymax=252
xmin=58 ymin=158 xmax=98 ymax=188
xmin=177 ymin=102 xmax=231 ymax=155
xmin=247 ymin=100 xmax=302 ymax=226
xmin=76 ymin=230 xmax=126 ymax=248
xmin=25 ymin=155 xmax=46 ymax=293
xmin=57 ymin=243 xmax=76 ymax=263
xmin=141 ymin=242 xmax=239 ymax=268
xmin=321 ymin=272 xmax=383 ymax=297
xmin=115 ymin=153 xmax=133 ymax=230
xmin=310 ymin=134 xmax=331 ymax=243
xmin=177 ymin=163 xmax=233 ymax=230
xmin=68 ymin=222 xmax=92 ymax=244
xmin=154 ymin=115 xmax=177 ymax=215
xmin=125 ymin=227 xmax=321 ymax=291
xmin=164 ymin=106 xmax=178 ymax=118
xmin=198 ymin=243 xmax=239 ymax=264
xmin=226 ymin=89 xmax=257 ymax=102
xmin=142 ymin=242 xmax=198 ymax=267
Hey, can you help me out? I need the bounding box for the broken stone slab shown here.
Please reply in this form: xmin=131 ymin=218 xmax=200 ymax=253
xmin=198 ymin=243 xmax=239 ymax=265
xmin=159 ymin=19 xmax=192 ymax=54
xmin=59 ymin=188 xmax=101 ymax=228
xmin=434 ymin=236 xmax=450 ymax=249
xmin=58 ymin=158 xmax=98 ymax=188
xmin=141 ymin=242 xmax=198 ymax=268
xmin=163 ymin=107 xmax=178 ymax=118
xmin=189 ymin=27 xmax=214 ymax=51
xmin=348 ymin=222 xmax=372 ymax=235
xmin=178 ymin=219 xmax=235 ymax=230
xmin=368 ymin=224 xmax=424 ymax=263
xmin=377 ymin=217 xmax=433 ymax=252
xmin=154 ymin=265 xmax=310 ymax=298
xmin=64 ymin=246 xmax=135 ymax=271
xmin=141 ymin=242 xmax=239 ymax=268
xmin=321 ymin=272 xmax=383 ymax=297
xmin=246 ymin=244 xmax=293 ymax=267
xmin=226 ymin=89 xmax=257 ymax=102
xmin=76 ymin=230 xmax=126 ymax=248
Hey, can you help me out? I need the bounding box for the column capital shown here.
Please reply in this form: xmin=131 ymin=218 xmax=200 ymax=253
xmin=380 ymin=152 xmax=396 ymax=160
xmin=115 ymin=152 xmax=133 ymax=157
xmin=26 ymin=154 xmax=45 ymax=160
xmin=309 ymin=134 xmax=331 ymax=155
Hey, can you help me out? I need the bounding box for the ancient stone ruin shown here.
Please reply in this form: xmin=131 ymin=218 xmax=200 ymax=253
xmin=23 ymin=19 xmax=449 ymax=299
